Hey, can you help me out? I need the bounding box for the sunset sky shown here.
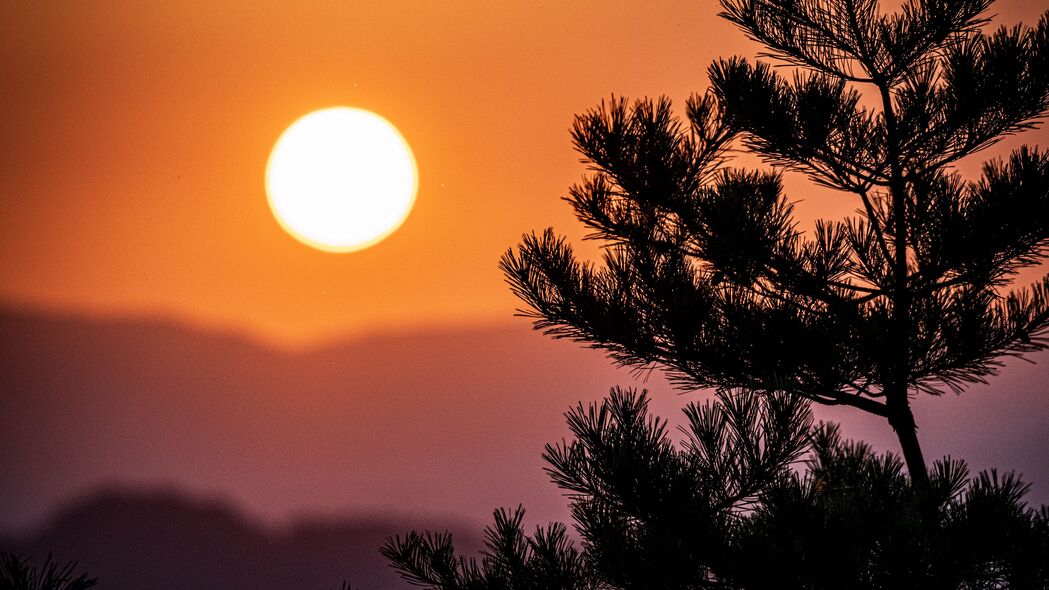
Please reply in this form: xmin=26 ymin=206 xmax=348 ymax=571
xmin=3 ymin=0 xmax=1049 ymax=554
xmin=3 ymin=1 xmax=1047 ymax=344
xmin=2 ymin=0 xmax=748 ymax=344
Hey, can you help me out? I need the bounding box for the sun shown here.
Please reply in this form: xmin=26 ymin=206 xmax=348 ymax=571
xmin=265 ymin=107 xmax=418 ymax=252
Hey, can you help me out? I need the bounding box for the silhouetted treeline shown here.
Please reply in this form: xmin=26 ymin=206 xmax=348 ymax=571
xmin=386 ymin=390 xmax=1049 ymax=588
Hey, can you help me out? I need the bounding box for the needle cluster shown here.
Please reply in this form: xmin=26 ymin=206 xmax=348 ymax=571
xmin=500 ymin=0 xmax=1049 ymax=486
xmin=384 ymin=1 xmax=1049 ymax=588
xmin=383 ymin=391 xmax=1049 ymax=589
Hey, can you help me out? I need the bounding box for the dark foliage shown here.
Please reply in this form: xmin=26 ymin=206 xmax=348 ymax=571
xmin=500 ymin=0 xmax=1049 ymax=488
xmin=0 ymin=554 xmax=96 ymax=590
xmin=384 ymin=391 xmax=1049 ymax=589
xmin=385 ymin=0 xmax=1049 ymax=587
xmin=382 ymin=506 xmax=597 ymax=590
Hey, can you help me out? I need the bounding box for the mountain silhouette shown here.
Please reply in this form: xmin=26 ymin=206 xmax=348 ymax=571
xmin=0 ymin=486 xmax=478 ymax=590
xmin=2 ymin=303 xmax=1047 ymax=548
xmin=0 ymin=303 xmax=687 ymax=534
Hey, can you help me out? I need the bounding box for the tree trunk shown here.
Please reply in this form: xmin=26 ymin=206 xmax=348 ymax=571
xmin=886 ymin=395 xmax=928 ymax=488
xmin=877 ymin=80 xmax=940 ymax=525
xmin=886 ymin=392 xmax=941 ymax=533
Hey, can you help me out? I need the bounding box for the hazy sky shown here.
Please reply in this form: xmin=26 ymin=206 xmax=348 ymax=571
xmin=5 ymin=0 xmax=1044 ymax=345
xmin=1 ymin=1 xmax=734 ymax=343
xmin=3 ymin=1 xmax=1049 ymax=555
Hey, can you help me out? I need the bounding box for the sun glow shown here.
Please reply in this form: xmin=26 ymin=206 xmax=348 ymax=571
xmin=265 ymin=107 xmax=418 ymax=252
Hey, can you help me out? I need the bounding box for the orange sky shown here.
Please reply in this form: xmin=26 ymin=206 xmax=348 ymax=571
xmin=2 ymin=0 xmax=1047 ymax=344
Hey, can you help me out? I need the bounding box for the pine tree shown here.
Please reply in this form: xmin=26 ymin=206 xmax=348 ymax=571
xmin=500 ymin=0 xmax=1049 ymax=495
xmin=383 ymin=389 xmax=815 ymax=589
xmin=382 ymin=0 xmax=1049 ymax=587
xmin=383 ymin=390 xmax=1049 ymax=588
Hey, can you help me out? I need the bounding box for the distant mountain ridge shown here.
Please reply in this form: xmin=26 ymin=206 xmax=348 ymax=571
xmin=1 ymin=303 xmax=682 ymax=533
xmin=2 ymin=302 xmax=1047 ymax=544
xmin=0 ymin=486 xmax=478 ymax=590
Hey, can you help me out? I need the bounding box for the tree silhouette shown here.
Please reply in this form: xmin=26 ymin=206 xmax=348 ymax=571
xmin=500 ymin=0 xmax=1049 ymax=495
xmin=384 ymin=389 xmax=812 ymax=589
xmin=0 ymin=554 xmax=96 ymax=590
xmin=384 ymin=391 xmax=1049 ymax=588
xmin=384 ymin=0 xmax=1049 ymax=587
xmin=382 ymin=505 xmax=599 ymax=590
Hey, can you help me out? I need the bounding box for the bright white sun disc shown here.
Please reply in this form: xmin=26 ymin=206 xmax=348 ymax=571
xmin=266 ymin=107 xmax=418 ymax=252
